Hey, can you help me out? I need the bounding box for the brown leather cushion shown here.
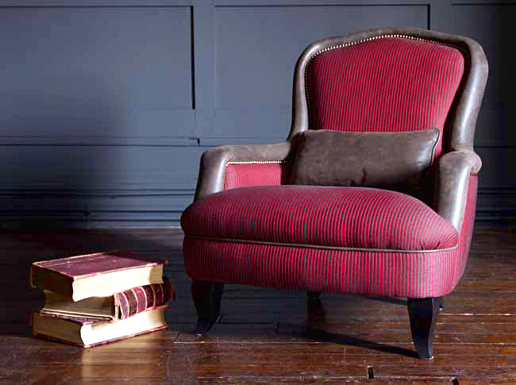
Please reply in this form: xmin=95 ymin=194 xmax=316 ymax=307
xmin=289 ymin=129 xmax=440 ymax=192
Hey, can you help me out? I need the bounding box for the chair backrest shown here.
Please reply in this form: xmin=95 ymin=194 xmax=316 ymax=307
xmin=289 ymin=27 xmax=489 ymax=158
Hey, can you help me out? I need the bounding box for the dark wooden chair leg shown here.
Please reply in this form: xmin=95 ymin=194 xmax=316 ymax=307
xmin=407 ymin=297 xmax=441 ymax=359
xmin=192 ymin=280 xmax=224 ymax=336
xmin=307 ymin=291 xmax=321 ymax=300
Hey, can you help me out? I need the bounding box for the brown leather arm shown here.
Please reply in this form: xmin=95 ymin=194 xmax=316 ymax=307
xmin=434 ymin=150 xmax=482 ymax=231
xmin=194 ymin=141 xmax=293 ymax=201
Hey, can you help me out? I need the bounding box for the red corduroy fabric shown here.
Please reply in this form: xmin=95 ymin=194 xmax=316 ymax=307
xmin=306 ymin=37 xmax=465 ymax=157
xmin=181 ymin=185 xmax=458 ymax=252
xmin=182 ymin=177 xmax=478 ymax=298
xmin=224 ymin=163 xmax=289 ymax=190
xmin=184 ymin=238 xmax=455 ymax=297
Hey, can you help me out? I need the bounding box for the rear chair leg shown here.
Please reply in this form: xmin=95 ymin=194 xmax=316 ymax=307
xmin=407 ymin=297 xmax=442 ymax=359
xmin=192 ymin=280 xmax=224 ymax=335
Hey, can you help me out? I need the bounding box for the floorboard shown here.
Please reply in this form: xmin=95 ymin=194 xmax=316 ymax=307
xmin=0 ymin=225 xmax=515 ymax=384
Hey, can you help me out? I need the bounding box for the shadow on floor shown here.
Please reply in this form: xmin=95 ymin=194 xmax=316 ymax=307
xmin=304 ymin=328 xmax=418 ymax=359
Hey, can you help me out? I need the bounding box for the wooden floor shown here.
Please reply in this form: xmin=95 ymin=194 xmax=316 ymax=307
xmin=1 ymin=225 xmax=516 ymax=384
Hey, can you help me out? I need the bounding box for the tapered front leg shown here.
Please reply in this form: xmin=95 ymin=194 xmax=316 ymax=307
xmin=191 ymin=280 xmax=224 ymax=335
xmin=407 ymin=297 xmax=442 ymax=359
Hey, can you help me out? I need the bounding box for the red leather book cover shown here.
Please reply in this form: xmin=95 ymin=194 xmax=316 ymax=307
xmin=32 ymin=251 xmax=163 ymax=279
xmin=30 ymin=251 xmax=166 ymax=300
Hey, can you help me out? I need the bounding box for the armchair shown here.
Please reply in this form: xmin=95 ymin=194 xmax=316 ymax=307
xmin=181 ymin=27 xmax=488 ymax=359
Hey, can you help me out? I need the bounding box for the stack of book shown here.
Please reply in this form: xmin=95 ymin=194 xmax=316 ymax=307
xmin=30 ymin=251 xmax=174 ymax=348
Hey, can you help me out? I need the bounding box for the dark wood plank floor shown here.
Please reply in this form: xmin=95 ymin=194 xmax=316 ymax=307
xmin=1 ymin=225 xmax=515 ymax=384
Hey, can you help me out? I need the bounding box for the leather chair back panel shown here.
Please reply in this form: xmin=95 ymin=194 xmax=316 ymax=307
xmin=306 ymin=36 xmax=465 ymax=157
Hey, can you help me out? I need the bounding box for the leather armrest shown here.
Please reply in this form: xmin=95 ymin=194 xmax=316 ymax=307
xmin=434 ymin=150 xmax=482 ymax=231
xmin=194 ymin=141 xmax=292 ymax=201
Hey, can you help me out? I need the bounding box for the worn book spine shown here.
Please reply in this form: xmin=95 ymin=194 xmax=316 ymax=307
xmin=114 ymin=278 xmax=174 ymax=320
xmin=31 ymin=310 xmax=168 ymax=348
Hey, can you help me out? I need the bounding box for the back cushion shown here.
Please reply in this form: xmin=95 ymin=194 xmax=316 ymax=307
xmin=306 ymin=36 xmax=465 ymax=157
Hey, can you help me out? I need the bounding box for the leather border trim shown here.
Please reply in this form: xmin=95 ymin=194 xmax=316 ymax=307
xmin=430 ymin=129 xmax=441 ymax=165
xmin=185 ymin=235 xmax=458 ymax=254
xmin=194 ymin=141 xmax=292 ymax=201
xmin=434 ymin=151 xmax=479 ymax=230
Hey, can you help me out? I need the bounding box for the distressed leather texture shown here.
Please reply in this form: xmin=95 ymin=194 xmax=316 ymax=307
xmin=289 ymin=129 xmax=440 ymax=191
xmin=194 ymin=142 xmax=292 ymax=201
xmin=304 ymin=36 xmax=464 ymax=161
xmin=434 ymin=150 xmax=482 ymax=230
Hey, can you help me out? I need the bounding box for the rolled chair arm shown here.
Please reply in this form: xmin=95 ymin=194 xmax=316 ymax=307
xmin=434 ymin=150 xmax=482 ymax=231
xmin=194 ymin=141 xmax=292 ymax=201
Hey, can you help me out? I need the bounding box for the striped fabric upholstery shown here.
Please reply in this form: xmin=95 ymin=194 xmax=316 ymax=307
xmin=224 ymin=162 xmax=289 ymax=190
xmin=182 ymin=177 xmax=478 ymax=298
xmin=182 ymin=186 xmax=458 ymax=252
xmin=306 ymin=37 xmax=465 ymax=157
xmin=182 ymin=35 xmax=477 ymax=299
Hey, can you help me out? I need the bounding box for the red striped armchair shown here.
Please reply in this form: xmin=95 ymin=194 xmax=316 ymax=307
xmin=181 ymin=27 xmax=488 ymax=359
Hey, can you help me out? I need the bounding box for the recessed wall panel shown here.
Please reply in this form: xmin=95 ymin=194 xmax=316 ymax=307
xmin=476 ymin=147 xmax=516 ymax=189
xmin=0 ymin=6 xmax=193 ymax=141
xmin=445 ymin=4 xmax=516 ymax=147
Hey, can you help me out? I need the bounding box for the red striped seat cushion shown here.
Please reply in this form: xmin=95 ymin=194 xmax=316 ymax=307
xmin=183 ymin=177 xmax=478 ymax=297
xmin=181 ymin=186 xmax=458 ymax=251
xmin=306 ymin=36 xmax=465 ymax=158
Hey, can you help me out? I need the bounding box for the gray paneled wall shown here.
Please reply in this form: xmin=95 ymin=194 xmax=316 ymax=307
xmin=0 ymin=0 xmax=514 ymax=227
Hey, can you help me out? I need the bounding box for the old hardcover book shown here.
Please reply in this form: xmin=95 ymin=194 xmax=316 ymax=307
xmin=32 ymin=308 xmax=168 ymax=348
xmin=41 ymin=278 xmax=174 ymax=321
xmin=30 ymin=251 xmax=165 ymax=301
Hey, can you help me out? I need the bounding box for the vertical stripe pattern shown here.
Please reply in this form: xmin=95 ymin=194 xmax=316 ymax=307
xmin=182 ymin=185 xmax=458 ymax=251
xmin=224 ymin=163 xmax=289 ymax=190
xmin=184 ymin=238 xmax=455 ymax=298
xmin=182 ymin=178 xmax=478 ymax=298
xmin=306 ymin=37 xmax=465 ymax=157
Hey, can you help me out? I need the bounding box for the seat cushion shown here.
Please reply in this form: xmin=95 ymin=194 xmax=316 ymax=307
xmin=181 ymin=186 xmax=458 ymax=252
